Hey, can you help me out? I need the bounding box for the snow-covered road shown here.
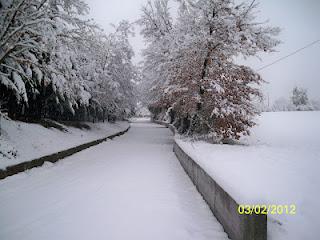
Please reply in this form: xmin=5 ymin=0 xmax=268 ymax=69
xmin=0 ymin=120 xmax=229 ymax=240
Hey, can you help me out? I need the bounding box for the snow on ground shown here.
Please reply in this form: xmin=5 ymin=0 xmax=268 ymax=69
xmin=129 ymin=117 xmax=151 ymax=122
xmin=0 ymin=120 xmax=229 ymax=240
xmin=0 ymin=117 xmax=129 ymax=169
xmin=176 ymin=111 xmax=320 ymax=240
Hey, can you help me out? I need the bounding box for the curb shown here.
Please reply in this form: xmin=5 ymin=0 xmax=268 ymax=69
xmin=0 ymin=125 xmax=130 ymax=180
xmin=154 ymin=120 xmax=267 ymax=240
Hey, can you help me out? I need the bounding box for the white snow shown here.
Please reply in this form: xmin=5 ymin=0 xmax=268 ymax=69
xmin=0 ymin=75 xmax=19 ymax=93
xmin=0 ymin=118 xmax=129 ymax=169
xmin=0 ymin=120 xmax=229 ymax=240
xmin=12 ymin=72 xmax=27 ymax=102
xmin=176 ymin=111 xmax=320 ymax=240
xmin=129 ymin=117 xmax=151 ymax=122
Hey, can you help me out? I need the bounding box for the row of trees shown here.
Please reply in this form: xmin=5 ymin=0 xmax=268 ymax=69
xmin=139 ymin=0 xmax=280 ymax=140
xmin=0 ymin=0 xmax=137 ymax=122
xmin=270 ymin=87 xmax=320 ymax=112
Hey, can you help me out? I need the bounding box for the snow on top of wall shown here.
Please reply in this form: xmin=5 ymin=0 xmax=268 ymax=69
xmin=176 ymin=111 xmax=320 ymax=240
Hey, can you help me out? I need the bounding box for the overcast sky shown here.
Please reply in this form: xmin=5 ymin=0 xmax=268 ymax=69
xmin=85 ymin=0 xmax=320 ymax=103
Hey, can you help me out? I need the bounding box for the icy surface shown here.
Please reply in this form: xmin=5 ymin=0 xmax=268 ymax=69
xmin=0 ymin=120 xmax=229 ymax=240
xmin=176 ymin=111 xmax=320 ymax=240
xmin=0 ymin=118 xmax=129 ymax=169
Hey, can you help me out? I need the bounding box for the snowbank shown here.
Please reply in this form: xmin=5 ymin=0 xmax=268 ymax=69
xmin=0 ymin=118 xmax=129 ymax=170
xmin=176 ymin=111 xmax=320 ymax=240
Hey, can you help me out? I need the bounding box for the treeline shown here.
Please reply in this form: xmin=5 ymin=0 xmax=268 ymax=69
xmin=265 ymin=87 xmax=320 ymax=112
xmin=0 ymin=0 xmax=137 ymax=122
xmin=139 ymin=0 xmax=280 ymax=140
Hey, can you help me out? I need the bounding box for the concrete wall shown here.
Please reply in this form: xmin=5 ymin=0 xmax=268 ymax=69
xmin=0 ymin=126 xmax=130 ymax=180
xmin=154 ymin=120 xmax=267 ymax=240
xmin=173 ymin=142 xmax=267 ymax=240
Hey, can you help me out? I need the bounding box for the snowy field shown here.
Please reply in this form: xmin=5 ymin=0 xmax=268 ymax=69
xmin=0 ymin=120 xmax=229 ymax=240
xmin=0 ymin=118 xmax=129 ymax=169
xmin=176 ymin=111 xmax=320 ymax=240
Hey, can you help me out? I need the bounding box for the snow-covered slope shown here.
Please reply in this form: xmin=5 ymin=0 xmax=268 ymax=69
xmin=176 ymin=111 xmax=320 ymax=240
xmin=0 ymin=118 xmax=129 ymax=169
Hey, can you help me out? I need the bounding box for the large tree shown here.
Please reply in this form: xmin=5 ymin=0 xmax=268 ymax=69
xmin=139 ymin=0 xmax=280 ymax=140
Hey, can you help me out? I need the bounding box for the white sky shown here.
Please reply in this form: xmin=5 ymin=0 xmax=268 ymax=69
xmin=85 ymin=0 xmax=320 ymax=103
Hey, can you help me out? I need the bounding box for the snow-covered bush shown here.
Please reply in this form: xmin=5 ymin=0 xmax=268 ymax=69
xmin=310 ymin=100 xmax=320 ymax=111
xmin=272 ymin=97 xmax=295 ymax=112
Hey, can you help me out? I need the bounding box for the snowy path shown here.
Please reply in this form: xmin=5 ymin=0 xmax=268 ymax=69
xmin=0 ymin=120 xmax=229 ymax=240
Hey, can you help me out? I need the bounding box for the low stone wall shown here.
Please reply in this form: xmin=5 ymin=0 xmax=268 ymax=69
xmin=0 ymin=126 xmax=130 ymax=180
xmin=173 ymin=142 xmax=267 ymax=240
xmin=154 ymin=120 xmax=267 ymax=240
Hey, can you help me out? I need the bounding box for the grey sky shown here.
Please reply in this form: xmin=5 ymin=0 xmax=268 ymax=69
xmin=85 ymin=0 xmax=320 ymax=103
